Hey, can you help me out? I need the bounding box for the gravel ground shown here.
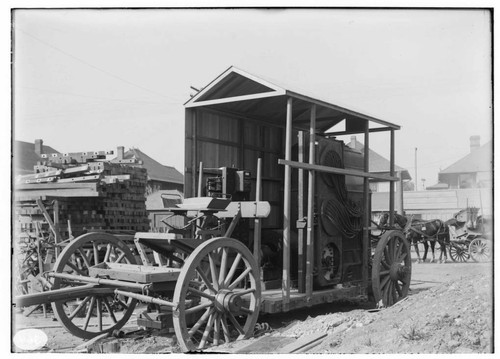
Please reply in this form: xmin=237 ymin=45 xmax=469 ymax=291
xmin=12 ymin=259 xmax=494 ymax=354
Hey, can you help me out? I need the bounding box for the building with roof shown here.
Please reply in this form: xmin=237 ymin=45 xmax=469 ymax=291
xmin=433 ymin=136 xmax=492 ymax=189
xmin=346 ymin=135 xmax=412 ymax=192
xmin=14 ymin=139 xmax=60 ymax=175
xmin=116 ymin=147 xmax=184 ymax=194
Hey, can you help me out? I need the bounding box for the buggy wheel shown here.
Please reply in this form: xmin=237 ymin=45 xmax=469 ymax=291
xmin=469 ymin=237 xmax=491 ymax=262
xmin=173 ymin=237 xmax=261 ymax=352
xmin=371 ymin=230 xmax=411 ymax=307
xmin=449 ymin=242 xmax=470 ymax=262
xmin=51 ymin=232 xmax=137 ymax=339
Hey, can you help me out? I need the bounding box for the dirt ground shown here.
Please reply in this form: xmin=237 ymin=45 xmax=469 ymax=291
xmin=12 ymin=255 xmax=494 ymax=354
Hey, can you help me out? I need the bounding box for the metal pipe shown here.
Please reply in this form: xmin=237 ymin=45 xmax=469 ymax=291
xmin=114 ymin=289 xmax=176 ymax=308
xmin=48 ymin=272 xmax=150 ymax=291
xmin=306 ymin=104 xmax=316 ymax=299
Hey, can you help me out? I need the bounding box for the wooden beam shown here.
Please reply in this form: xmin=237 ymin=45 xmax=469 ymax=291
xmin=282 ymin=97 xmax=293 ymax=311
xmin=306 ymin=104 xmax=316 ymax=299
xmin=185 ymin=91 xmax=284 ymax=108
xmin=286 ymin=90 xmax=400 ymax=130
xmin=278 ymin=159 xmax=400 ymax=182
xmin=389 ymin=129 xmax=395 ymax=226
xmin=324 ymin=126 xmax=394 ymax=137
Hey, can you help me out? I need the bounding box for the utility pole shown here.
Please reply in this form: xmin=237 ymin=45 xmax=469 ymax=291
xmin=414 ymin=147 xmax=418 ymax=191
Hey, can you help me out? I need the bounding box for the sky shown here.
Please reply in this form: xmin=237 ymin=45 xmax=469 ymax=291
xmin=11 ymin=7 xmax=493 ymax=188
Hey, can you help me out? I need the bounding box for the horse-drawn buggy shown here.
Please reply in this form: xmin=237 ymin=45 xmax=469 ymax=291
xmin=379 ymin=206 xmax=492 ymax=264
xmin=13 ymin=67 xmax=411 ymax=351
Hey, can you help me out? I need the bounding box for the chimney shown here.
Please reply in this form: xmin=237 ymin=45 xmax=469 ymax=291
xmin=34 ymin=139 xmax=43 ymax=156
xmin=349 ymin=135 xmax=357 ymax=149
xmin=470 ymin=135 xmax=480 ymax=152
xmin=117 ymin=146 xmax=124 ymax=160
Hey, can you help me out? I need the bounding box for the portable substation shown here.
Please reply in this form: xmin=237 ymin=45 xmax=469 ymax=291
xmin=184 ymin=66 xmax=402 ymax=312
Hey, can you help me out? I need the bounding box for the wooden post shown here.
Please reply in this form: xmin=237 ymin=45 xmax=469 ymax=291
xmin=389 ymin=130 xmax=395 ymax=225
xmin=282 ymin=97 xmax=293 ymax=310
xmin=53 ymin=199 xmax=60 ymax=258
xmin=362 ymin=120 xmax=370 ymax=291
xmin=191 ymin=110 xmax=197 ymax=197
xmin=306 ymin=104 xmax=316 ymax=299
xmin=297 ymin=131 xmax=305 ymax=293
xmin=396 ymin=170 xmax=404 ymax=215
xmin=197 ymin=162 xmax=203 ymax=197
xmin=254 ymin=158 xmax=262 ymax=275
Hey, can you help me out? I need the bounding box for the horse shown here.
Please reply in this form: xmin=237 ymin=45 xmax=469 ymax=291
xmin=379 ymin=212 xmax=449 ymax=263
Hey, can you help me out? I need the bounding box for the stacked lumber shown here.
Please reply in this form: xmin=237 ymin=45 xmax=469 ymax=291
xmin=14 ymin=150 xmax=150 ymax=238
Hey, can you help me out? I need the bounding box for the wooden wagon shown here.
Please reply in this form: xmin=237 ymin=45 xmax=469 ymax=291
xmin=14 ymin=67 xmax=411 ymax=352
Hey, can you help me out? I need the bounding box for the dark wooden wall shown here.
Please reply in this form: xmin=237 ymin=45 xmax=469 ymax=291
xmin=185 ymin=107 xmax=284 ymax=229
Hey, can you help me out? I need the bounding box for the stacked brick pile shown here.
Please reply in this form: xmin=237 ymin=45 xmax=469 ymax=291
xmin=15 ymin=150 xmax=150 ymax=238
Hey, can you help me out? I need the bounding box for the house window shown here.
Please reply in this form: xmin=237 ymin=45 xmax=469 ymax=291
xmin=458 ymin=173 xmax=474 ymax=189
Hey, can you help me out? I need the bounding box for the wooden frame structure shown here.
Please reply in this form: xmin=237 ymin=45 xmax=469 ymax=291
xmin=184 ymin=66 xmax=401 ymax=311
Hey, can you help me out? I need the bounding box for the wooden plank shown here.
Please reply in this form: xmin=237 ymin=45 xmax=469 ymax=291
xmin=277 ymin=332 xmax=327 ymax=353
xmin=253 ymin=158 xmax=262 ymax=269
xmin=297 ymin=131 xmax=305 ymax=293
xmin=278 ymin=159 xmax=399 ymax=182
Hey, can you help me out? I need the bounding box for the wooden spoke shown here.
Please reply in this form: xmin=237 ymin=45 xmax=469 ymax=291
xmin=196 ymin=266 xmax=216 ymax=294
xmin=68 ymin=296 xmax=91 ymax=320
xmin=199 ymin=312 xmax=215 ymax=349
xmin=228 ymin=267 xmax=252 ymax=291
xmin=65 ymin=261 xmax=86 ymax=276
xmin=219 ymin=248 xmax=228 ymax=286
xmin=213 ymin=313 xmax=221 ymax=346
xmin=233 ymin=288 xmax=255 ymax=297
xmin=114 ymin=252 xmax=126 ymax=263
xmin=185 ymin=301 xmax=213 ymax=316
xmin=223 ymin=253 xmax=242 ymax=287
xmin=188 ymin=287 xmax=216 ymax=301
xmin=96 ymin=298 xmax=103 ymax=332
xmin=102 ymin=297 xmax=118 ymax=324
xmin=93 ymin=242 xmax=99 ymax=266
xmin=188 ymin=308 xmax=213 ymax=337
xmin=240 ymin=306 xmax=253 ymax=315
xmin=76 ymin=248 xmax=91 ymax=269
xmin=227 ymin=312 xmax=244 ymax=335
xmin=221 ymin=315 xmax=231 ymax=342
xmin=83 ymin=296 xmax=96 ymax=331
xmin=103 ymin=244 xmax=112 ymax=262
xmin=208 ymin=252 xmax=219 ymax=291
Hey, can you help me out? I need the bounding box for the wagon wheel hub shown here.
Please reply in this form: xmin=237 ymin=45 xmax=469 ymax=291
xmin=215 ymin=289 xmax=243 ymax=314
xmin=390 ymin=263 xmax=409 ymax=281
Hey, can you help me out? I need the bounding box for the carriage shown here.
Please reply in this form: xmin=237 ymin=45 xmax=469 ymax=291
xmin=447 ymin=207 xmax=491 ymax=263
xmin=13 ymin=67 xmax=411 ymax=352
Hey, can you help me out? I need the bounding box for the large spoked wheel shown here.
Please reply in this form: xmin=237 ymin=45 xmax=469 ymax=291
xmin=51 ymin=232 xmax=137 ymax=339
xmin=371 ymin=230 xmax=411 ymax=307
xmin=449 ymin=242 xmax=470 ymax=262
xmin=173 ymin=237 xmax=261 ymax=352
xmin=469 ymin=237 xmax=491 ymax=262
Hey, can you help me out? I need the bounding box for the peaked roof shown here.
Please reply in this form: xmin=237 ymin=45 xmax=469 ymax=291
xmin=123 ymin=148 xmax=184 ymax=184
xmin=439 ymin=141 xmax=492 ymax=174
xmin=14 ymin=140 xmax=60 ymax=175
xmin=185 ymin=66 xmax=400 ymax=134
xmin=349 ymin=138 xmax=412 ymax=181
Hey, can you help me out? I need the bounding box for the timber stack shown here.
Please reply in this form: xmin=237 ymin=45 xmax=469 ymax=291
xmin=14 ymin=149 xmax=150 ymax=238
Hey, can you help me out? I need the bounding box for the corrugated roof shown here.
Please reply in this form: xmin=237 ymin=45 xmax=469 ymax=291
xmin=439 ymin=141 xmax=492 ymax=174
xmin=14 ymin=140 xmax=60 ymax=175
xmin=123 ymin=148 xmax=184 ymax=184
xmin=349 ymin=138 xmax=412 ymax=181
